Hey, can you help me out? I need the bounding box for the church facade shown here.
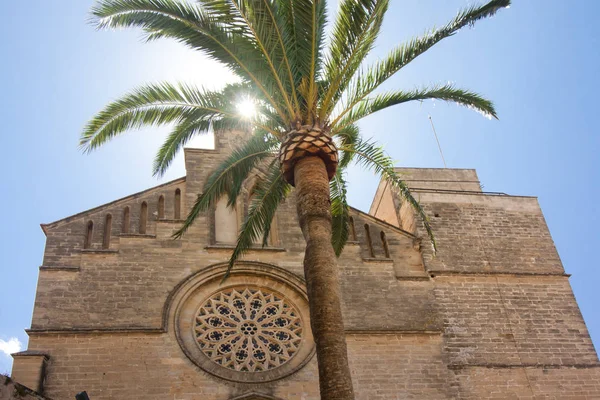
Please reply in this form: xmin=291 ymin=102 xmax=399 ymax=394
xmin=10 ymin=132 xmax=600 ymax=399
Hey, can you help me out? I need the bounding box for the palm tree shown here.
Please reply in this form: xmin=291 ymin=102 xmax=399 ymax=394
xmin=80 ymin=0 xmax=510 ymax=398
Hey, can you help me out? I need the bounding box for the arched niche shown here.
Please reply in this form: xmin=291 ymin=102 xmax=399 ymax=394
xmin=214 ymin=196 xmax=238 ymax=244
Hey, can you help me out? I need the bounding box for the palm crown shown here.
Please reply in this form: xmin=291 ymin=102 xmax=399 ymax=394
xmin=81 ymin=0 xmax=509 ymax=273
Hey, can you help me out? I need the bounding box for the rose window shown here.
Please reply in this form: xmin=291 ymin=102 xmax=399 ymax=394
xmin=194 ymin=287 xmax=303 ymax=372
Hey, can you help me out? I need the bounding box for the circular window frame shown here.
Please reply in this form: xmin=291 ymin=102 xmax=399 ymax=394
xmin=172 ymin=263 xmax=315 ymax=383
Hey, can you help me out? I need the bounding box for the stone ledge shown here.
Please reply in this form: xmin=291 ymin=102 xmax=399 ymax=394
xmin=11 ymin=351 xmax=50 ymax=361
xmin=80 ymin=249 xmax=119 ymax=254
xmin=346 ymin=330 xmax=442 ymax=335
xmin=118 ymin=233 xmax=156 ymax=239
xmin=38 ymin=265 xmax=80 ymax=272
xmin=156 ymin=219 xmax=185 ymax=223
xmin=409 ymin=187 xmax=538 ymax=199
xmin=25 ymin=327 xmax=444 ymax=336
xmin=362 ymin=257 xmax=393 ymax=263
xmin=26 ymin=327 xmax=165 ymax=335
xmin=428 ymin=270 xmax=570 ymax=278
xmin=448 ymin=363 xmax=600 ymax=370
xmin=396 ymin=275 xmax=430 ymax=281
xmin=206 ymin=244 xmax=286 ymax=252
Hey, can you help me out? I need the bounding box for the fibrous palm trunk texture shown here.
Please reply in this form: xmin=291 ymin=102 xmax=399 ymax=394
xmin=293 ymin=156 xmax=355 ymax=400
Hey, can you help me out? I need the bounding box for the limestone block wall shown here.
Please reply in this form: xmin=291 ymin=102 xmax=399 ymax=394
xmin=372 ymin=167 xmax=600 ymax=399
xmin=30 ymin=205 xmax=432 ymax=333
xmin=14 ymin=148 xmax=599 ymax=399
xmin=0 ymin=375 xmax=48 ymax=400
xmin=33 ymin=179 xmax=186 ymax=330
xmin=40 ymin=178 xmax=186 ymax=268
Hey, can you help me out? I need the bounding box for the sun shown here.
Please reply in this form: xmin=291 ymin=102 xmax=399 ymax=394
xmin=237 ymin=98 xmax=256 ymax=118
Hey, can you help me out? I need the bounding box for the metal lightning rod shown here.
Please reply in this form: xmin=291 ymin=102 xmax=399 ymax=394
xmin=428 ymin=114 xmax=447 ymax=168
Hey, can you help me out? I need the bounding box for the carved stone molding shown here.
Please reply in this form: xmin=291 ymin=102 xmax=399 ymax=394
xmin=171 ymin=262 xmax=315 ymax=383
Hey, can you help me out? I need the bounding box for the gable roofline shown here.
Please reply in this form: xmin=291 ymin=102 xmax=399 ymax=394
xmin=39 ymin=175 xmax=416 ymax=240
xmin=349 ymin=206 xmax=417 ymax=240
xmin=40 ymin=176 xmax=186 ymax=235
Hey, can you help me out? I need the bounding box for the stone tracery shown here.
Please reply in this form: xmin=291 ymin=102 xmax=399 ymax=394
xmin=194 ymin=287 xmax=303 ymax=372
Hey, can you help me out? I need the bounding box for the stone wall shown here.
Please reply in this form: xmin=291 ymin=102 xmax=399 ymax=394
xmin=14 ymin=147 xmax=599 ymax=399
xmin=0 ymin=375 xmax=49 ymax=400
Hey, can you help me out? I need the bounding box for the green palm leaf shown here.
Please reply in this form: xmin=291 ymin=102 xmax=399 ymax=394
xmin=319 ymin=0 xmax=388 ymax=119
xmin=224 ymin=168 xmax=291 ymax=281
xmin=332 ymin=0 xmax=510 ymax=126
xmin=173 ymin=133 xmax=278 ymax=239
xmin=330 ymin=169 xmax=350 ymax=256
xmin=199 ymin=0 xmax=297 ymax=117
xmin=332 ymin=123 xmax=360 ymax=169
xmin=80 ymin=82 xmax=233 ymax=153
xmin=339 ymin=137 xmax=437 ymax=252
xmin=153 ymin=118 xmax=212 ymax=177
xmin=336 ymin=84 xmax=497 ymax=131
xmin=91 ymin=0 xmax=290 ymax=122
xmin=286 ymin=0 xmax=327 ymax=119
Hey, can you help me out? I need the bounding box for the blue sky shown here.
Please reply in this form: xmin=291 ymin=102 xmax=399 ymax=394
xmin=0 ymin=1 xmax=598 ymax=373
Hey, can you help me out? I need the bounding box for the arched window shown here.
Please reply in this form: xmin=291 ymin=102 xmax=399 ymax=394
xmin=215 ymin=197 xmax=238 ymax=244
xmin=364 ymin=224 xmax=374 ymax=258
xmin=122 ymin=206 xmax=130 ymax=234
xmin=103 ymin=214 xmax=112 ymax=249
xmin=158 ymin=195 xmax=165 ymax=219
xmin=380 ymin=231 xmax=390 ymax=258
xmin=84 ymin=220 xmax=93 ymax=249
xmin=139 ymin=202 xmax=148 ymax=234
xmin=349 ymin=216 xmax=357 ymax=241
xmin=174 ymin=189 xmax=181 ymax=219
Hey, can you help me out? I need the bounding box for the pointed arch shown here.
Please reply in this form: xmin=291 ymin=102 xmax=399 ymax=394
xmin=103 ymin=214 xmax=112 ymax=249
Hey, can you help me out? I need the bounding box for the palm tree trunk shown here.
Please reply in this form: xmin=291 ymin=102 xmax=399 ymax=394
xmin=294 ymin=156 xmax=355 ymax=400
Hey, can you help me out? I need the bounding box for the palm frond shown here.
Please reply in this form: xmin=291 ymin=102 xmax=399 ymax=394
xmin=200 ymin=0 xmax=297 ymax=117
xmin=173 ymin=133 xmax=278 ymax=239
xmin=260 ymin=0 xmax=301 ymax=113
xmin=330 ymin=169 xmax=350 ymax=256
xmin=153 ymin=118 xmax=212 ymax=176
xmin=280 ymin=0 xmax=326 ymax=120
xmin=331 ymin=123 xmax=360 ymax=168
xmin=339 ymin=137 xmax=437 ymax=252
xmin=331 ymin=0 xmax=510 ymax=126
xmin=336 ymin=84 xmax=497 ymax=130
xmin=224 ymin=168 xmax=291 ymax=281
xmin=91 ymin=0 xmax=290 ymax=122
xmin=275 ymin=0 xmax=302 ymax=92
xmin=319 ymin=0 xmax=388 ymax=119
xmin=80 ymin=82 xmax=234 ymax=152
